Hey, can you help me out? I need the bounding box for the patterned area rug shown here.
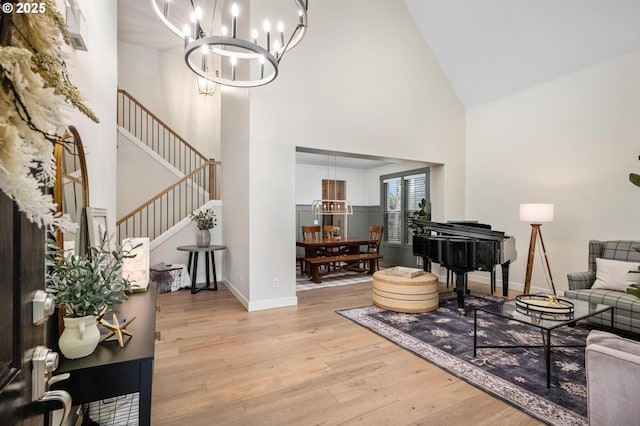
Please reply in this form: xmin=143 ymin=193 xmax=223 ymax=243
xmin=296 ymin=270 xmax=374 ymax=291
xmin=338 ymin=292 xmax=590 ymax=426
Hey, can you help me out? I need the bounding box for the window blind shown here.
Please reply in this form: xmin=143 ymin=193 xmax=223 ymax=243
xmin=383 ymin=177 xmax=402 ymax=243
xmin=404 ymin=173 xmax=427 ymax=244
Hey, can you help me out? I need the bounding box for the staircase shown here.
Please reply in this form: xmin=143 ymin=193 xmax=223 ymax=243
xmin=116 ymin=89 xmax=221 ymax=243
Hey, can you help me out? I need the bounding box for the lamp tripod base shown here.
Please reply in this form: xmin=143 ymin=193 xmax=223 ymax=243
xmin=523 ymin=224 xmax=556 ymax=295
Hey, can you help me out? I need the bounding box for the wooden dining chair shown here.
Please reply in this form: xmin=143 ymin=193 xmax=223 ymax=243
xmin=299 ymin=225 xmax=322 ymax=274
xmin=322 ymin=225 xmax=335 ymax=241
xmin=363 ymin=225 xmax=384 ymax=271
xmin=302 ymin=225 xmax=321 ymax=241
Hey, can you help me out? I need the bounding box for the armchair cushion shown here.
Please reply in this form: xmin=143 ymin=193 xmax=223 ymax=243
xmin=591 ymin=258 xmax=640 ymax=292
xmin=585 ymin=330 xmax=640 ymax=426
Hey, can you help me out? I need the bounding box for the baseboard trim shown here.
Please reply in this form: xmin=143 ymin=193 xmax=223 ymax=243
xmin=224 ymin=280 xmax=298 ymax=312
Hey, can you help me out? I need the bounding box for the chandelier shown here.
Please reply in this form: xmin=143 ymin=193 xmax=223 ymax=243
xmin=196 ymin=75 xmax=216 ymax=95
xmin=311 ymin=157 xmax=353 ymax=215
xmin=150 ymin=0 xmax=308 ymax=88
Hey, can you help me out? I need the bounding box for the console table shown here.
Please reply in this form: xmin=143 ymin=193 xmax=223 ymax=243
xmin=49 ymin=283 xmax=157 ymax=425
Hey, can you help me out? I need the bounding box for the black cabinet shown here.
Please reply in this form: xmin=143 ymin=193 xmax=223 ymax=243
xmin=50 ymin=284 xmax=157 ymax=425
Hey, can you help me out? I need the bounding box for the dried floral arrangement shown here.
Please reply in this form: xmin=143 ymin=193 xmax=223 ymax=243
xmin=0 ymin=0 xmax=98 ymax=229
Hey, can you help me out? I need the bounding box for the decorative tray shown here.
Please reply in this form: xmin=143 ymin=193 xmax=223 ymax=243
xmin=384 ymin=266 xmax=424 ymax=278
xmin=515 ymin=294 xmax=575 ymax=319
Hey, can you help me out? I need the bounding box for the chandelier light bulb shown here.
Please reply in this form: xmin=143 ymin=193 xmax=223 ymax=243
xmin=231 ymin=3 xmax=239 ymax=38
xmin=190 ymin=12 xmax=196 ymax=23
xmin=230 ymin=56 xmax=237 ymax=81
xmin=277 ymin=21 xmax=284 ymax=46
xmin=182 ymin=24 xmax=190 ymax=38
xmin=252 ymin=29 xmax=258 ymax=43
xmin=195 ymin=6 xmax=202 ymax=20
xmin=221 ymin=25 xmax=228 ymax=36
xmin=263 ymin=20 xmax=271 ymax=32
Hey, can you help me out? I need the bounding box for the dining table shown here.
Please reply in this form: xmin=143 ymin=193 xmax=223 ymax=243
xmin=296 ymin=237 xmax=377 ymax=257
xmin=296 ymin=237 xmax=378 ymax=282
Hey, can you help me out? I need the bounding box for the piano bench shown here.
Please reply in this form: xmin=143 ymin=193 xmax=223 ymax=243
xmin=373 ymin=271 xmax=439 ymax=313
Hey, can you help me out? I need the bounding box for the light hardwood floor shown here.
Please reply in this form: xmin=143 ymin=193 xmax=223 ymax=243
xmin=152 ymin=280 xmax=543 ymax=425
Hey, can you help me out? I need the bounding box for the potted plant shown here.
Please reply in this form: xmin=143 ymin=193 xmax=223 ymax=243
xmin=189 ymin=207 xmax=217 ymax=247
xmin=409 ymin=198 xmax=431 ymax=231
xmin=45 ymin=234 xmax=137 ymax=359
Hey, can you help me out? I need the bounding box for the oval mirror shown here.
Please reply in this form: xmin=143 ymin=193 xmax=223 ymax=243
xmin=53 ymin=125 xmax=90 ymax=253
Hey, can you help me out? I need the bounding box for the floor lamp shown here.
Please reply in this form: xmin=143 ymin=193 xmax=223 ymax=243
xmin=520 ymin=203 xmax=556 ymax=295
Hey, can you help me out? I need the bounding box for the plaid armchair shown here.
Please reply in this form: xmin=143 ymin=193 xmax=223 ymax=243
xmin=565 ymin=240 xmax=640 ymax=334
xmin=567 ymin=240 xmax=640 ymax=290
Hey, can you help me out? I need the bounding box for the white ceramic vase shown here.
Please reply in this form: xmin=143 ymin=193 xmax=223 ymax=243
xmin=58 ymin=315 xmax=100 ymax=359
xmin=196 ymin=229 xmax=211 ymax=247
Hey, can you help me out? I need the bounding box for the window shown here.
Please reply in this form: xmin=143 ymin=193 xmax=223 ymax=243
xmin=383 ymin=177 xmax=402 ymax=244
xmin=404 ymin=173 xmax=427 ymax=244
xmin=382 ymin=168 xmax=430 ymax=245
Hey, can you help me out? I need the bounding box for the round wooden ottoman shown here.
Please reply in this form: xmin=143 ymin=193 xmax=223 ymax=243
xmin=372 ymin=270 xmax=439 ymax=313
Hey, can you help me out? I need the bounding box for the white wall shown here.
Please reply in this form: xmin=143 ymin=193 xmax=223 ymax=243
xmin=117 ymin=42 xmax=220 ymax=161
xmin=220 ymin=85 xmax=253 ymax=308
xmin=295 ymin=164 xmax=371 ymax=205
xmin=221 ymin=0 xmax=465 ymax=310
xmin=57 ymin=0 xmax=118 ymax=231
xmin=150 ymin=200 xmax=223 ymax=284
xmin=466 ymin=51 xmax=640 ymax=293
xmin=116 ymin=131 xmax=180 ymax=217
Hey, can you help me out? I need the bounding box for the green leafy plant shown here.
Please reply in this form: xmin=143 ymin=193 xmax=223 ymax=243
xmin=189 ymin=208 xmax=217 ymax=230
xmin=45 ymin=234 xmax=138 ymax=317
xmin=627 ymin=247 xmax=640 ymax=298
xmin=414 ymin=198 xmax=429 ymax=220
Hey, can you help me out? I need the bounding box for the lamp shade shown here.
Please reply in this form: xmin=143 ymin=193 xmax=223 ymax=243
xmin=520 ymin=203 xmax=554 ymax=223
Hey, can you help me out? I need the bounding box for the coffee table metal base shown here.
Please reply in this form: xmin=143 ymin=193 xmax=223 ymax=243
xmin=473 ymin=303 xmax=614 ymax=388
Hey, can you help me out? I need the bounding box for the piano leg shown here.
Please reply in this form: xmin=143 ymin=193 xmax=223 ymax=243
xmin=453 ymin=270 xmax=467 ymax=315
xmin=501 ymin=261 xmax=511 ymax=297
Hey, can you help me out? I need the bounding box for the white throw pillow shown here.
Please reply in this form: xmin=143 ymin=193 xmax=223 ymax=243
xmin=592 ymin=258 xmax=640 ymax=292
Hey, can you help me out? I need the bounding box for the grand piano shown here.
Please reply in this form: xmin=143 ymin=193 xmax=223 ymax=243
xmin=412 ymin=220 xmax=517 ymax=314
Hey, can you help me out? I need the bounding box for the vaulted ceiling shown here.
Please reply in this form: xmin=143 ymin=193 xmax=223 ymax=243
xmin=118 ymin=0 xmax=640 ymax=109
xmin=403 ymin=0 xmax=640 ymax=107
xmin=117 ymin=1 xmax=640 ymax=168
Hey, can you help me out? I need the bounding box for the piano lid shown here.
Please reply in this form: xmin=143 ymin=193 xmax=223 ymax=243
xmin=412 ymin=219 xmax=507 ymax=241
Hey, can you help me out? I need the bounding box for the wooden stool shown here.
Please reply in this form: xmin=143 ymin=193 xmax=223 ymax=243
xmin=372 ymin=271 xmax=439 ymax=313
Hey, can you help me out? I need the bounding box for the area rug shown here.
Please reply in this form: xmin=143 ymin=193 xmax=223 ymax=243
xmin=296 ymin=270 xmax=374 ymax=291
xmin=337 ymin=293 xmax=590 ymax=426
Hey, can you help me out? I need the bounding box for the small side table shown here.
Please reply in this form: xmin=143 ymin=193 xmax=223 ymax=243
xmin=177 ymin=245 xmax=226 ymax=294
